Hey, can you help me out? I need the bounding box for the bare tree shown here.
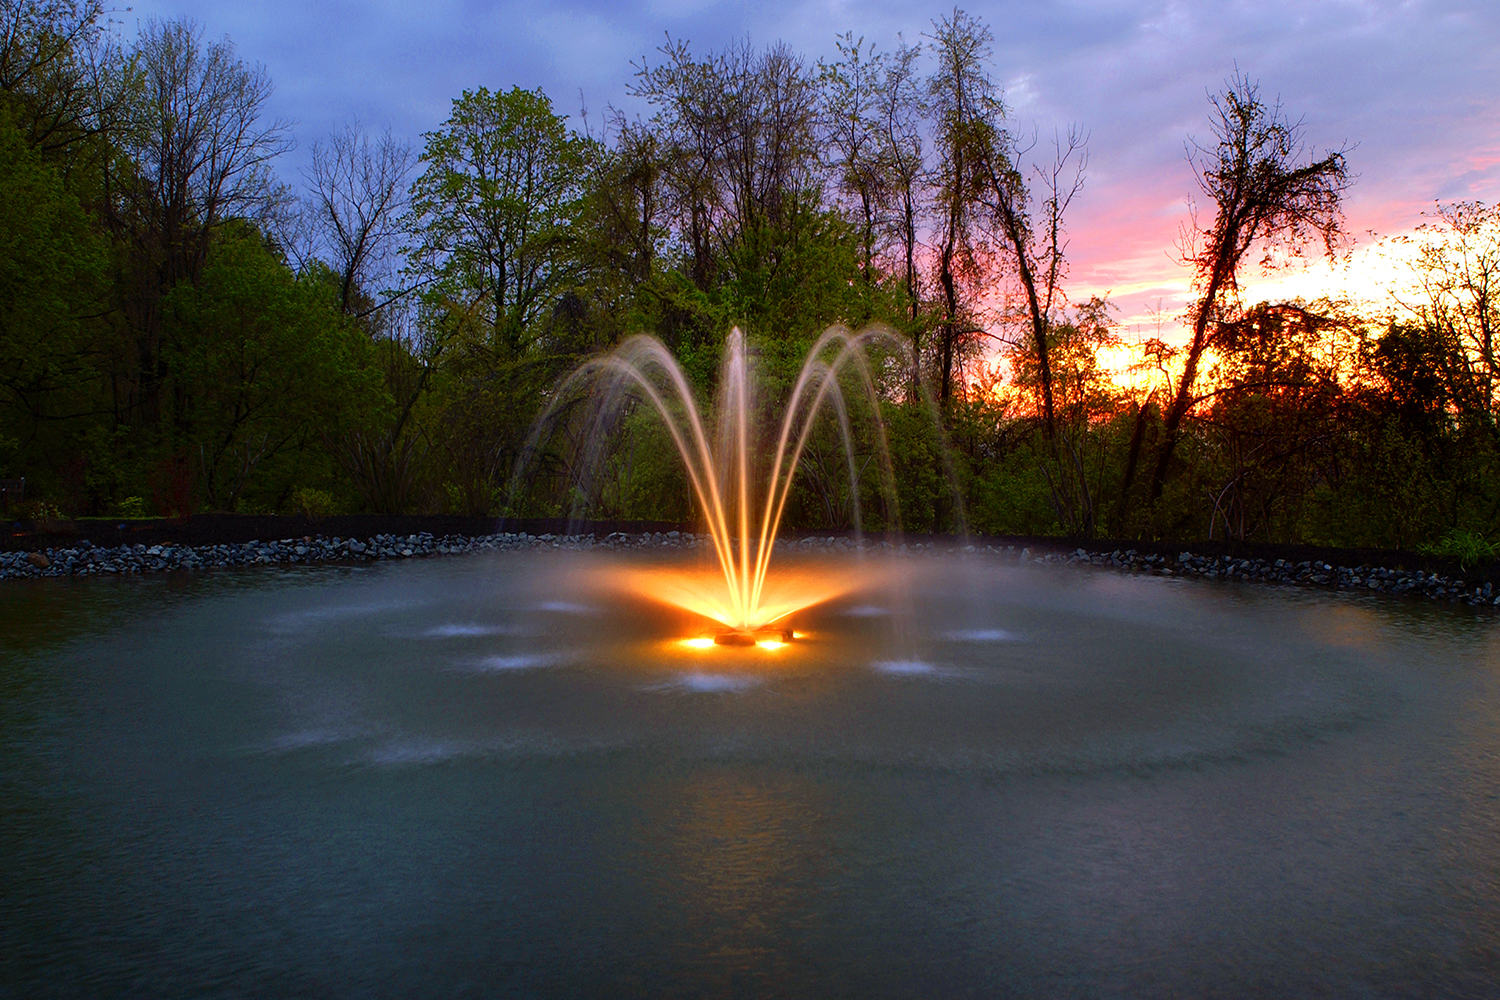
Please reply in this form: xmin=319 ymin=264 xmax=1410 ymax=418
xmin=1403 ymin=201 xmax=1500 ymax=419
xmin=117 ymin=18 xmax=293 ymax=287
xmin=632 ymin=36 xmax=822 ymax=292
xmin=108 ymin=17 xmax=293 ymax=425
xmin=876 ymin=36 xmax=926 ymax=333
xmin=1143 ymin=71 xmax=1349 ymax=502
xmin=304 ymin=120 xmax=413 ymax=315
xmin=819 ymin=33 xmax=887 ymax=281
xmin=975 ymin=126 xmax=1086 ymax=440
xmin=925 ymin=8 xmax=995 ymax=407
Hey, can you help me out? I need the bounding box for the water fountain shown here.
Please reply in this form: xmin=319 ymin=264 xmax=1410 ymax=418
xmin=7 ymin=334 xmax=1499 ymax=997
xmin=534 ymin=325 xmax=908 ymax=645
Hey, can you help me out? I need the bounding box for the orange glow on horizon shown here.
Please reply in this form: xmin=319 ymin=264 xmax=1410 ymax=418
xmin=986 ymin=225 xmax=1441 ymax=398
xmin=970 ymin=227 xmax=1448 ymax=409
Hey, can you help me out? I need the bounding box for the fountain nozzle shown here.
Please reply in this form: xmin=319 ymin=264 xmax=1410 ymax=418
xmin=713 ymin=627 xmax=795 ymax=647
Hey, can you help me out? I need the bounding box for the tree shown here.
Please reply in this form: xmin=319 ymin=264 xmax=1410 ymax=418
xmin=0 ymin=0 xmax=118 ymax=159
xmin=303 ymin=120 xmax=414 ymax=316
xmin=109 ymin=17 xmax=293 ymax=427
xmin=1004 ymin=295 xmax=1118 ymax=534
xmin=587 ymin=111 xmax=662 ymax=291
xmin=161 ymin=222 xmax=379 ymax=510
xmin=1196 ymin=301 xmax=1358 ymax=542
xmin=975 ymin=127 xmax=1086 ymax=441
xmin=1141 ymin=71 xmax=1349 ymax=503
xmin=925 ymin=8 xmax=995 ymax=408
xmin=874 ymin=37 xmax=926 ymax=333
xmin=406 ymin=86 xmax=590 ymax=359
xmin=0 ymin=105 xmax=105 ymax=482
xmin=820 ymin=34 xmax=887 ymax=283
xmin=1402 ymin=201 xmax=1500 ymax=421
xmin=631 ymin=36 xmax=822 ymax=300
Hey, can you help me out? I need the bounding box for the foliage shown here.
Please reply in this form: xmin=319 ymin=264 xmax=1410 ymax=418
xmin=160 ymin=222 xmax=382 ymax=510
xmin=1418 ymin=529 xmax=1497 ymax=569
xmin=0 ymin=105 xmax=105 ymax=490
xmin=3 ymin=4 xmax=1499 ymax=558
xmin=406 ymin=86 xmax=591 ymax=358
xmin=114 ymin=494 xmax=148 ymax=517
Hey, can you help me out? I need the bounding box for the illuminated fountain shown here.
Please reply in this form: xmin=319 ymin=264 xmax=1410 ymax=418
xmin=540 ymin=326 xmax=905 ymax=645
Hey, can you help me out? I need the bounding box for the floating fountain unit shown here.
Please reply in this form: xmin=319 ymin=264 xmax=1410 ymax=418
xmin=540 ymin=326 xmax=907 ymax=642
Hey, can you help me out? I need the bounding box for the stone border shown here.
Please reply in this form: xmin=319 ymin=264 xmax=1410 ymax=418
xmin=1013 ymin=544 xmax=1499 ymax=609
xmin=1 ymin=530 xmax=1495 ymax=609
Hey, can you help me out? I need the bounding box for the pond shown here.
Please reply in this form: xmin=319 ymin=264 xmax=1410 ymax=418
xmin=3 ymin=551 xmax=1498 ymax=997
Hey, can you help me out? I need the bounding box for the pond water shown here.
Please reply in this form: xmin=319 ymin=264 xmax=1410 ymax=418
xmin=2 ymin=551 xmax=1498 ymax=997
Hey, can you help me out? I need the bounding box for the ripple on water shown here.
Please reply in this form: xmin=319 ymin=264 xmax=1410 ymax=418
xmin=258 ymin=727 xmax=367 ymax=754
xmin=263 ymin=598 xmax=431 ymax=632
xmin=871 ymin=659 xmax=941 ymax=676
xmin=420 ymin=623 xmax=523 ymax=638
xmin=646 ymin=672 xmax=763 ymax=694
xmin=367 ymin=738 xmax=469 ymax=766
xmin=473 ymin=653 xmax=562 ymax=671
xmin=943 ymin=628 xmax=1019 ymax=642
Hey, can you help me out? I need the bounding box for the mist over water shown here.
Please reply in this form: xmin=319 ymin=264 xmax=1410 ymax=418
xmin=3 ymin=550 xmax=1499 ymax=996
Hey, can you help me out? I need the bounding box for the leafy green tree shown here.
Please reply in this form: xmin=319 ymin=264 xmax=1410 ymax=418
xmin=161 ymin=222 xmax=382 ymax=510
xmin=0 ymin=106 xmax=105 ymax=486
xmin=406 ymin=86 xmax=591 ymax=359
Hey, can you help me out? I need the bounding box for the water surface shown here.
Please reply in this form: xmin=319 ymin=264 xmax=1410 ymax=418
xmin=3 ymin=551 xmax=1498 ymax=997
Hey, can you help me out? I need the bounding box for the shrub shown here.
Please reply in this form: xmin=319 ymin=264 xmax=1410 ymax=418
xmin=1418 ymin=529 xmax=1497 ymax=569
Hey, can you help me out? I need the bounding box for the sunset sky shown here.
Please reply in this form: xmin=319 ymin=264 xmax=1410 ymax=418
xmin=120 ymin=0 xmax=1499 ymax=343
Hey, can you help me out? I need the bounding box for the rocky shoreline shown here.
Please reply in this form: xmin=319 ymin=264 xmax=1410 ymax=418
xmin=1020 ymin=544 xmax=1499 ymax=608
xmin=1 ymin=529 xmax=1496 ymax=609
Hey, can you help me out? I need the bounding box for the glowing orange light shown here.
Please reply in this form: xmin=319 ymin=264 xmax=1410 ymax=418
xmin=679 ymin=637 xmax=716 ymax=650
xmin=601 ymin=561 xmax=886 ymax=633
xmin=565 ymin=327 xmax=903 ymax=633
xmin=756 ymin=639 xmax=787 ymax=650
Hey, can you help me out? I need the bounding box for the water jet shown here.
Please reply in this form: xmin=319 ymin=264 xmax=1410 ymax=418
xmin=534 ymin=326 xmax=908 ymax=635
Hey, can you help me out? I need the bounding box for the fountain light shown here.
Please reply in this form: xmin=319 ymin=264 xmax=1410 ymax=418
xmin=711 ymin=626 xmax=795 ymax=647
xmin=548 ymin=326 xmax=906 ymax=633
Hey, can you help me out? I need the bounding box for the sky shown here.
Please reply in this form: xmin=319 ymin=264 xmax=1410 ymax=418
xmin=117 ymin=0 xmax=1500 ymax=342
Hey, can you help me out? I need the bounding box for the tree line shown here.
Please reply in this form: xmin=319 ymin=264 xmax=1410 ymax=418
xmin=1 ymin=1 xmax=1497 ymax=556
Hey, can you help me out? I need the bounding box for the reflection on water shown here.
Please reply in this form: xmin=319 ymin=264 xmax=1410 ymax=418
xmin=871 ymin=659 xmax=940 ymax=675
xmin=647 ymin=672 xmax=765 ymax=694
xmin=3 ymin=551 xmax=1500 ymax=996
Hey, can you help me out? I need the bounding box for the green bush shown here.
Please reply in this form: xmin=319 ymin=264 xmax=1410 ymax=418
xmin=115 ymin=496 xmax=150 ymax=518
xmin=1418 ymin=529 xmax=1497 ymax=569
xmin=292 ymin=487 xmax=339 ymax=520
xmin=20 ymin=499 xmax=65 ymax=521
